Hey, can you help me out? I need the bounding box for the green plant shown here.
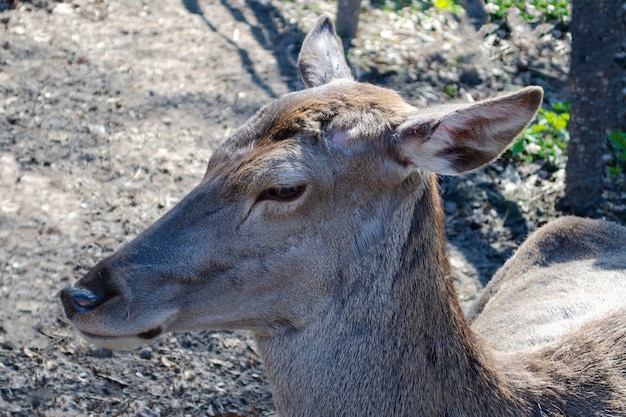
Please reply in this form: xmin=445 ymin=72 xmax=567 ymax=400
xmin=374 ymin=0 xmax=462 ymax=13
xmin=373 ymin=0 xmax=569 ymax=21
xmin=606 ymin=129 xmax=626 ymax=178
xmin=485 ymin=0 xmax=570 ymax=22
xmin=375 ymin=0 xmax=423 ymax=13
xmin=510 ymin=101 xmax=570 ymax=164
xmin=443 ymin=83 xmax=459 ymax=97
xmin=433 ymin=0 xmax=462 ymax=13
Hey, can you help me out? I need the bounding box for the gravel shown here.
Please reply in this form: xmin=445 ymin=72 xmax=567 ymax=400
xmin=0 ymin=1 xmax=622 ymax=416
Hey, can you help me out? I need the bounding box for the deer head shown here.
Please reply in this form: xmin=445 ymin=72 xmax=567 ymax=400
xmin=60 ymin=15 xmax=542 ymax=352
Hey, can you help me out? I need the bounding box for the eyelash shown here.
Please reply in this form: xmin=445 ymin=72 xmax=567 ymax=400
xmin=258 ymin=185 xmax=306 ymax=202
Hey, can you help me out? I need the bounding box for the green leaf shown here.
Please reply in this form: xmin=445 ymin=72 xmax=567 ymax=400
xmin=511 ymin=140 xmax=525 ymax=154
xmin=554 ymin=118 xmax=567 ymax=131
xmin=531 ymin=124 xmax=547 ymax=133
xmin=434 ymin=0 xmax=452 ymax=8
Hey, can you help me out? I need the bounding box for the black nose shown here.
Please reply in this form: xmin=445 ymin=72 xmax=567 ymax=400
xmin=60 ymin=262 xmax=118 ymax=320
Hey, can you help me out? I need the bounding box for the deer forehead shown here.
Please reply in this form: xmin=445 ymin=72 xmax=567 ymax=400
xmin=257 ymin=81 xmax=412 ymax=142
xmin=207 ymin=81 xmax=413 ymax=187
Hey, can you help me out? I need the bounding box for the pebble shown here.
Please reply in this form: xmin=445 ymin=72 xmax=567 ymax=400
xmin=139 ymin=348 xmax=153 ymax=360
xmin=89 ymin=347 xmax=113 ymax=358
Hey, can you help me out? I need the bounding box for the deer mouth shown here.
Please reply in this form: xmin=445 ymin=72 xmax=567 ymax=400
xmin=74 ymin=326 xmax=163 ymax=351
xmin=78 ymin=325 xmax=162 ymax=341
xmin=69 ymin=311 xmax=171 ymax=350
xmin=60 ymin=283 xmax=175 ymax=350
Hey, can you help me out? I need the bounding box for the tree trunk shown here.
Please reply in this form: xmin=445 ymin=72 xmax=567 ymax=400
xmin=336 ymin=0 xmax=361 ymax=41
xmin=559 ymin=0 xmax=624 ymax=216
xmin=463 ymin=0 xmax=488 ymax=30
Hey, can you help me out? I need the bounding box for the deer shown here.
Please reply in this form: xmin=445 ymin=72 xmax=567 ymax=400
xmin=60 ymin=14 xmax=626 ymax=417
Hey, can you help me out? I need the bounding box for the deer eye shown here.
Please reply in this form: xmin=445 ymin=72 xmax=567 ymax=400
xmin=260 ymin=185 xmax=306 ymax=202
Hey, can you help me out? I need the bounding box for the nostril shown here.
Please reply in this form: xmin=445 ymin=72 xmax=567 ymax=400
xmin=67 ymin=287 xmax=99 ymax=313
xmin=60 ymin=261 xmax=120 ymax=320
xmin=60 ymin=286 xmax=100 ymax=319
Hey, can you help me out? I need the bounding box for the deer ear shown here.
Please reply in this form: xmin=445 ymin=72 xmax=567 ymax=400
xmin=297 ymin=14 xmax=353 ymax=89
xmin=391 ymin=87 xmax=543 ymax=175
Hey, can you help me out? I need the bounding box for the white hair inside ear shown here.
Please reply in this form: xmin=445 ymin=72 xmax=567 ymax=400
xmin=393 ymin=87 xmax=543 ymax=175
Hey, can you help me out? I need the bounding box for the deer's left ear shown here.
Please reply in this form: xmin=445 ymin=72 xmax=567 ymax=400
xmin=390 ymin=87 xmax=543 ymax=175
xmin=297 ymin=14 xmax=353 ymax=88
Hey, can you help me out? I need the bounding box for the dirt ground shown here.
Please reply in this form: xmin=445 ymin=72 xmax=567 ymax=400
xmin=0 ymin=0 xmax=614 ymax=416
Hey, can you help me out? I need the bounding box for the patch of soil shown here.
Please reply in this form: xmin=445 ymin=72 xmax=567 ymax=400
xmin=0 ymin=1 xmax=620 ymax=416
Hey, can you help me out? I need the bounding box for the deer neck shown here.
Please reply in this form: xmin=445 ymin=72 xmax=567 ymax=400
xmin=253 ymin=174 xmax=515 ymax=417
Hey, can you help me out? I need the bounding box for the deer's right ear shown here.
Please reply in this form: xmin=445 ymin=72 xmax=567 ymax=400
xmin=297 ymin=14 xmax=353 ymax=89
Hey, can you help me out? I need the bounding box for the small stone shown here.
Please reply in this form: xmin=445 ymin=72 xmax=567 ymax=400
xmin=139 ymin=348 xmax=153 ymax=360
xmin=89 ymin=347 xmax=113 ymax=358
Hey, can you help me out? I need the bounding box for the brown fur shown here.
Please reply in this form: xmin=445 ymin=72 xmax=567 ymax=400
xmin=60 ymin=15 xmax=626 ymax=417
